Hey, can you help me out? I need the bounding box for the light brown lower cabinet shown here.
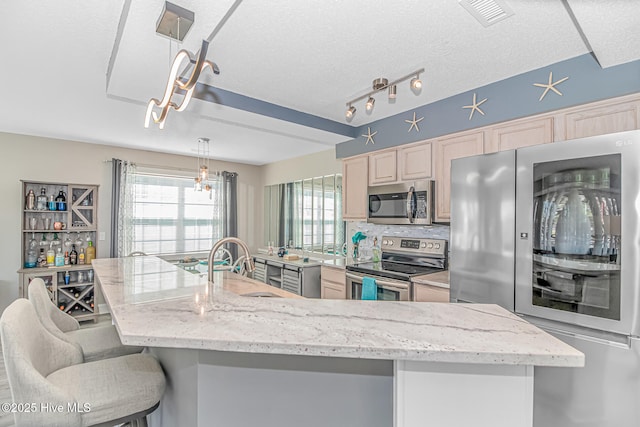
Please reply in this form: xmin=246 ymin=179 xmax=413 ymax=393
xmin=321 ymin=266 xmax=346 ymax=299
xmin=413 ymin=283 xmax=450 ymax=302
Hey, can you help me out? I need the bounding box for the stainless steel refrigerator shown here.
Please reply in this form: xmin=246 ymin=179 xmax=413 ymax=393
xmin=450 ymin=130 xmax=640 ymax=427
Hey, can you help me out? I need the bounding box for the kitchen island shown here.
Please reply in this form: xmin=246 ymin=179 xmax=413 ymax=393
xmin=93 ymin=256 xmax=584 ymax=427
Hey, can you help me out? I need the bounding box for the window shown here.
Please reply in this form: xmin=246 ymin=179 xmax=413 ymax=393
xmin=264 ymin=174 xmax=345 ymax=255
xmin=130 ymin=173 xmax=222 ymax=255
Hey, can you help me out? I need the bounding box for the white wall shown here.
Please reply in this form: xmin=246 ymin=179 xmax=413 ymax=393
xmin=260 ymin=148 xmax=342 ymax=186
xmin=0 ymin=132 xmax=263 ymax=312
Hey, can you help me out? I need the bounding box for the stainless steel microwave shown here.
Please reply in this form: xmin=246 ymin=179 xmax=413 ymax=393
xmin=367 ymin=181 xmax=433 ymax=225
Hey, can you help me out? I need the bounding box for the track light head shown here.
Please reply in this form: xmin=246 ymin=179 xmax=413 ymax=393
xmin=388 ymin=85 xmax=397 ymax=99
xmin=346 ymin=105 xmax=356 ymax=119
xmin=410 ymin=76 xmax=422 ymax=91
xmin=366 ymin=97 xmax=375 ymax=112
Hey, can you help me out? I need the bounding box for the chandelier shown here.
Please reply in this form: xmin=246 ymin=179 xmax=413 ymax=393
xmin=194 ymin=137 xmax=212 ymax=196
xmin=144 ymin=2 xmax=220 ymax=129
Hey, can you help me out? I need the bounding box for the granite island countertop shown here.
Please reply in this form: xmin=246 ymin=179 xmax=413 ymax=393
xmin=92 ymin=256 xmax=584 ymax=367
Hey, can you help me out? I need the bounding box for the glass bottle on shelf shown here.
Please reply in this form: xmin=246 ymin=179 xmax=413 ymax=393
xmin=85 ymin=241 xmax=96 ymax=264
xmin=64 ymin=251 xmax=70 ymax=265
xmin=48 ymin=195 xmax=56 ymax=211
xmin=37 ymin=248 xmax=46 ymax=267
xmin=55 ymin=190 xmax=66 ymax=211
xmin=46 ymin=245 xmax=55 ymax=266
xmin=36 ymin=188 xmax=47 ymax=211
xmin=26 ymin=189 xmax=36 ymax=210
xmin=25 ymin=249 xmax=37 ymax=268
xmin=70 ymin=245 xmax=78 ymax=265
xmin=78 ymin=248 xmax=85 ymax=265
xmin=54 ymin=248 xmax=64 ymax=267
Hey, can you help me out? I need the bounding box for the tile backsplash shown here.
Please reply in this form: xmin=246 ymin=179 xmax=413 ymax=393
xmin=346 ymin=221 xmax=450 ymax=260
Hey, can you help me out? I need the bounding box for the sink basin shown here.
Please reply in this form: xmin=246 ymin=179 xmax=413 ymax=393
xmin=240 ymin=291 xmax=282 ymax=298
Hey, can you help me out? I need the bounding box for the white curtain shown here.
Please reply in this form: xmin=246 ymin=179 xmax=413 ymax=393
xmin=210 ymin=171 xmax=224 ymax=245
xmin=117 ymin=161 xmax=137 ymax=257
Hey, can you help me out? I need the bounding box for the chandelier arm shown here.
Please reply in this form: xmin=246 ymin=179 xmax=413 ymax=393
xmin=177 ymin=40 xmax=210 ymax=91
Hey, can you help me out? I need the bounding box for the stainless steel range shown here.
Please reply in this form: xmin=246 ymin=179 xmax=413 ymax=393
xmin=346 ymin=236 xmax=447 ymax=301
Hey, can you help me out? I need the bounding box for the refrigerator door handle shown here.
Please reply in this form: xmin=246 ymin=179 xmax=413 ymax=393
xmin=532 ymin=321 xmax=631 ymax=349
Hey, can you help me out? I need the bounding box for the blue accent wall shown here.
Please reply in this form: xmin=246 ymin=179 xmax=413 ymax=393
xmin=336 ymin=54 xmax=640 ymax=158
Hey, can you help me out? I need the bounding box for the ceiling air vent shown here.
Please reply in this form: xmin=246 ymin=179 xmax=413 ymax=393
xmin=458 ymin=0 xmax=514 ymax=27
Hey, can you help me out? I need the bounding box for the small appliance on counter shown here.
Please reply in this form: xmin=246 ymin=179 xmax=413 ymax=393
xmin=346 ymin=236 xmax=447 ymax=301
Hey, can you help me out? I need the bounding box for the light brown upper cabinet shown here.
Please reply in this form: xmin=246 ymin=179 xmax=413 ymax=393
xmin=342 ymin=155 xmax=369 ymax=220
xmin=398 ymin=142 xmax=432 ymax=181
xmin=368 ymin=150 xmax=397 ymax=185
xmin=562 ymin=98 xmax=640 ymax=140
xmin=368 ymin=142 xmax=432 ymax=186
xmin=434 ymin=132 xmax=484 ymax=222
xmin=485 ymin=118 xmax=554 ymax=153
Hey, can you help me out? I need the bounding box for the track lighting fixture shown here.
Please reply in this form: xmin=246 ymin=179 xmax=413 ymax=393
xmin=346 ymin=105 xmax=356 ymax=119
xmin=366 ymin=97 xmax=375 ymax=112
xmin=388 ymin=85 xmax=397 ymax=99
xmin=410 ymin=76 xmax=422 ymax=91
xmin=344 ymin=68 xmax=424 ymax=120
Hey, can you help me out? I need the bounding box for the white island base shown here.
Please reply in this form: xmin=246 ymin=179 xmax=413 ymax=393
xmin=92 ymin=257 xmax=580 ymax=427
xmin=149 ymin=348 xmax=532 ymax=427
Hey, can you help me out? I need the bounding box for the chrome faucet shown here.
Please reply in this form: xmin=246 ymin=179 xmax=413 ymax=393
xmin=208 ymin=237 xmax=255 ymax=282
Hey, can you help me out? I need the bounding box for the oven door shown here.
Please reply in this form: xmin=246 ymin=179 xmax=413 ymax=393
xmin=345 ymin=272 xmax=410 ymax=301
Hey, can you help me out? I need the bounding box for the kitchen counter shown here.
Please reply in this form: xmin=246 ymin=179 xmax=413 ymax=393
xmin=93 ymin=256 xmax=580 ymax=366
xmin=92 ymin=256 xmax=583 ymax=427
xmin=412 ymin=270 xmax=450 ymax=288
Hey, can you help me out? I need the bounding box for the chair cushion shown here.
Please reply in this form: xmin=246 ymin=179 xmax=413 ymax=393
xmin=65 ymin=325 xmax=144 ymax=362
xmin=47 ymin=353 xmax=166 ymax=426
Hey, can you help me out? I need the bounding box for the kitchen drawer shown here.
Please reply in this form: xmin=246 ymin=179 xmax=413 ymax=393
xmin=321 ymin=266 xmax=346 ymax=285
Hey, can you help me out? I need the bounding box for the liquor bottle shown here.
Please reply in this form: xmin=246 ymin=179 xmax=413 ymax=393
xmin=46 ymin=246 xmax=55 ymax=266
xmin=70 ymin=245 xmax=78 ymax=265
xmin=78 ymin=248 xmax=85 ymax=265
xmin=85 ymin=241 xmax=96 ymax=264
xmin=25 ymin=249 xmax=37 ymax=268
xmin=55 ymin=190 xmax=66 ymax=211
xmin=59 ymin=304 xmax=66 ymax=311
xmin=54 ymin=248 xmax=64 ymax=267
xmin=26 ymin=189 xmax=36 ymax=210
xmin=37 ymin=248 xmax=46 ymax=267
xmin=36 ymin=188 xmax=47 ymax=210
xmin=48 ymin=195 xmax=56 ymax=211
xmin=64 ymin=251 xmax=70 ymax=265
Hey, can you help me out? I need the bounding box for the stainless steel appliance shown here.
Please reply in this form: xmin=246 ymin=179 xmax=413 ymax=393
xmin=346 ymin=236 xmax=447 ymax=301
xmin=367 ymin=181 xmax=434 ymax=225
xmin=449 ymin=130 xmax=640 ymax=427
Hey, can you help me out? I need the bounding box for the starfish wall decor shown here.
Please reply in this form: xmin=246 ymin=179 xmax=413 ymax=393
xmin=362 ymin=127 xmax=377 ymax=145
xmin=462 ymin=93 xmax=487 ymax=120
xmin=533 ymin=71 xmax=569 ymax=101
xmin=405 ymin=112 xmax=424 ymax=133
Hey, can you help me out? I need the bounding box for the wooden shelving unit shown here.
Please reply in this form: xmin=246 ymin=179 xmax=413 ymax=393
xmin=18 ymin=181 xmax=99 ymax=322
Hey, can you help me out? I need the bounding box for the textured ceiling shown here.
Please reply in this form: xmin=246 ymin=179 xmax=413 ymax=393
xmin=0 ymin=0 xmax=638 ymax=165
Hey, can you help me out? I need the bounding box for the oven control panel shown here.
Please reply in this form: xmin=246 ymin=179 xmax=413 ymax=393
xmin=380 ymin=236 xmax=447 ymax=256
